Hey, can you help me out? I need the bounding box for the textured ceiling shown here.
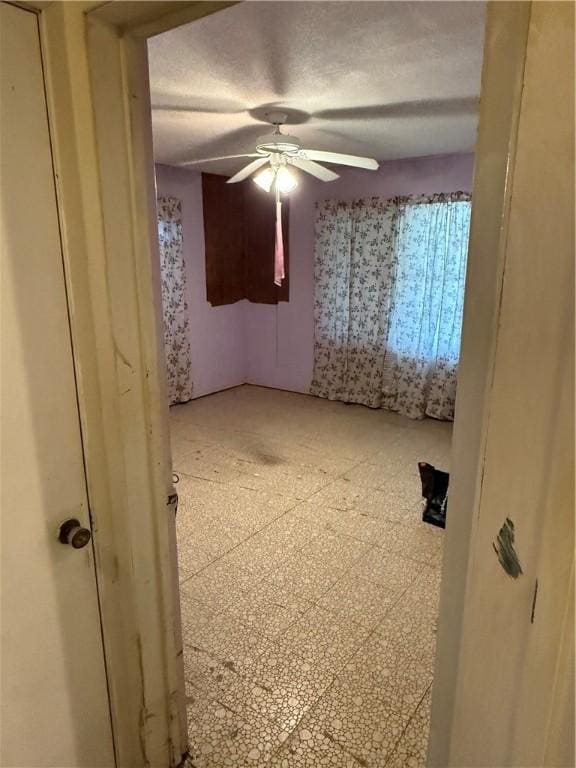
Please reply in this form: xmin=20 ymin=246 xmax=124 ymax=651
xmin=148 ymin=1 xmax=485 ymax=175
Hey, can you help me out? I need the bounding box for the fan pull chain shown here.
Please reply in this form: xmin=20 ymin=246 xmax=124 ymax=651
xmin=274 ymin=185 xmax=285 ymax=287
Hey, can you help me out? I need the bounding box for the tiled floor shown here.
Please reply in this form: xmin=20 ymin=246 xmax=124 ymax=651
xmin=171 ymin=385 xmax=450 ymax=768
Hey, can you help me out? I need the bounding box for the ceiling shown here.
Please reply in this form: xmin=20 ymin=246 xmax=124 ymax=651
xmin=148 ymin=1 xmax=486 ymax=175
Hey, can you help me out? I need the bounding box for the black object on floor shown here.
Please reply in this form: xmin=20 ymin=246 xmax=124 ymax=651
xmin=418 ymin=462 xmax=449 ymax=529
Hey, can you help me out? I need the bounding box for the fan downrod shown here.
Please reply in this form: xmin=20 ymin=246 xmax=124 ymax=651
xmin=256 ymin=112 xmax=301 ymax=156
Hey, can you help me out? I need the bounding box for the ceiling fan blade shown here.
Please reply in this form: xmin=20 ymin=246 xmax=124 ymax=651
xmin=289 ymin=157 xmax=339 ymax=182
xmin=179 ymin=153 xmax=259 ymax=168
xmin=151 ymin=96 xmax=246 ymax=115
xmin=313 ymin=97 xmax=478 ymax=122
xmin=301 ymin=149 xmax=378 ymax=171
xmin=227 ymin=157 xmax=269 ymax=183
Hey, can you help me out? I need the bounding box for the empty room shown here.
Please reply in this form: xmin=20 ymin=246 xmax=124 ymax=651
xmin=2 ymin=1 xmax=574 ymax=767
xmin=149 ymin=2 xmax=482 ymax=765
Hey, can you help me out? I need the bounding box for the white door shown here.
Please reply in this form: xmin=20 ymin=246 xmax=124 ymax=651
xmin=0 ymin=4 xmax=115 ymax=766
xmin=431 ymin=2 xmax=575 ymax=766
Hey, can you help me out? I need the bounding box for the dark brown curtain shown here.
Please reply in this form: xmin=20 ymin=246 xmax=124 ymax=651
xmin=202 ymin=172 xmax=289 ymax=306
xmin=201 ymin=173 xmax=245 ymax=306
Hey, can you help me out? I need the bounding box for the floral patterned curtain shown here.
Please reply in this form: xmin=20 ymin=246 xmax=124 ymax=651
xmin=157 ymin=196 xmax=193 ymax=404
xmin=310 ymin=192 xmax=471 ymax=420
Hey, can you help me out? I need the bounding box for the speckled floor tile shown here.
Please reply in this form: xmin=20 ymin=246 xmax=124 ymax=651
xmin=186 ymin=686 xmax=289 ymax=766
xmin=169 ymin=417 xmax=231 ymax=445
xmin=179 ymin=454 xmax=259 ymax=488
xmin=340 ymin=637 xmax=433 ymax=717
xmin=369 ymin=600 xmax=439 ymax=670
xmin=177 ymin=514 xmax=245 ymax=558
xmin=288 ymin=500 xmax=347 ymax=529
xmin=179 ymin=563 xmax=254 ymax=610
xmin=276 ymin=606 xmax=371 ymax=673
xmin=292 ymin=678 xmax=409 ymax=768
xmin=309 ymin=480 xmax=367 ymax=511
xmin=300 ymin=532 xmax=373 ymax=571
xmin=221 ymin=494 xmax=293 ymax=532
xmin=324 ymin=509 xmax=391 ymax=545
xmin=190 ymin=611 xmax=275 ymax=676
xmin=221 ymin=646 xmax=336 ymax=732
xmin=180 ymin=589 xmax=275 ymax=668
xmin=171 ymin=437 xmax=218 ymax=465
xmin=371 ymin=518 xmax=444 ymax=565
xmin=215 ymin=538 xmax=287 ymax=577
xmin=385 ymin=687 xmax=432 ymax=768
xmin=340 ymin=462 xmax=397 ymax=491
xmin=193 ymin=447 xmax=335 ymax=501
xmin=316 ymin=572 xmax=401 ymax=628
xmin=180 ymin=594 xmax=222 ymax=647
xmin=350 ymin=550 xmax=423 ymax=591
xmin=176 ymin=534 xmax=226 ymax=580
xmin=269 ymin=732 xmax=364 ymax=766
xmin=171 ymin=386 xmax=448 ymax=767
xmin=260 ymin=513 xmax=325 ymax=552
xmin=387 ymin=502 xmax=431 ymax=529
xmin=389 ymin=564 xmax=443 ymax=622
xmin=199 ymin=556 xmax=269 ymax=589
xmin=355 ymin=486 xmax=417 ymax=524
xmin=364 ymin=446 xmax=409 ymax=472
xmin=267 ymin=551 xmax=347 ymax=602
xmin=177 ymin=475 xmax=298 ymax=522
xmin=183 ymin=643 xmax=242 ymax=702
xmin=175 ymin=501 xmax=250 ymax=551
xmin=222 ymin=579 xmax=314 ymax=640
xmin=246 ymin=465 xmax=336 ymax=501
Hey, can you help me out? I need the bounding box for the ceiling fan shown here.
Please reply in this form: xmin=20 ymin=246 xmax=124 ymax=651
xmin=179 ymin=111 xmax=379 ymax=194
xmin=177 ymin=111 xmax=379 ymax=288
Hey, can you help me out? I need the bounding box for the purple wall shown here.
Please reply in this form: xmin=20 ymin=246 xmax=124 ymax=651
xmin=155 ymin=153 xmax=474 ymax=399
xmin=155 ymin=164 xmax=246 ymax=399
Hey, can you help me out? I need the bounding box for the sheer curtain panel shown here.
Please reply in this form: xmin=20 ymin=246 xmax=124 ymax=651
xmin=157 ymin=196 xmax=194 ymax=404
xmin=311 ymin=193 xmax=471 ymax=420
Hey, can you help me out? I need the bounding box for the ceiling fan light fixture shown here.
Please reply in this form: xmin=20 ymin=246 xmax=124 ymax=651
xmin=275 ymin=166 xmax=298 ymax=193
xmin=253 ymin=166 xmax=275 ymax=192
xmin=253 ymin=165 xmax=298 ymax=194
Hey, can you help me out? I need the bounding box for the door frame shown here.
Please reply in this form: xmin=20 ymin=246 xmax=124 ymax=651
xmin=20 ymin=1 xmax=539 ymax=765
xmin=32 ymin=2 xmax=236 ymax=765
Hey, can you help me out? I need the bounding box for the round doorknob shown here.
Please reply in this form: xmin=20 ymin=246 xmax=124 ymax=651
xmin=58 ymin=518 xmax=91 ymax=549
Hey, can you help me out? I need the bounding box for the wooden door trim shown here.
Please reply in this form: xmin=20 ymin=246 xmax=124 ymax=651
xmin=36 ymin=3 xmax=234 ymax=764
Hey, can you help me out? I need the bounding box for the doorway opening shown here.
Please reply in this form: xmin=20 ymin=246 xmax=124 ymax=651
xmin=148 ymin=3 xmax=485 ymax=765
